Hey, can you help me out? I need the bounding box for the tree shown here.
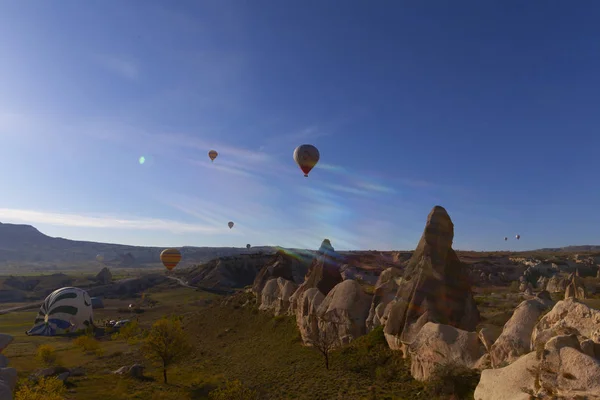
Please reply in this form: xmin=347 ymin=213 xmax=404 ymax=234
xmin=305 ymin=313 xmax=342 ymax=370
xmin=141 ymin=316 xmax=192 ymax=384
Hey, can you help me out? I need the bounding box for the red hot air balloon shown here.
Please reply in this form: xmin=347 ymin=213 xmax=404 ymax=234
xmin=293 ymin=144 xmax=320 ymax=177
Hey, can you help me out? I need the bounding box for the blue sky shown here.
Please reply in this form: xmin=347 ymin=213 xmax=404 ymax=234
xmin=1 ymin=1 xmax=600 ymax=251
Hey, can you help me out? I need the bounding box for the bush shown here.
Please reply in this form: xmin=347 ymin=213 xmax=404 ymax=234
xmin=189 ymin=374 xmax=225 ymax=398
xmin=36 ymin=344 xmax=58 ymax=366
xmin=15 ymin=377 xmax=66 ymax=400
xmin=509 ymin=281 xmax=520 ymax=293
xmin=112 ymin=319 xmax=142 ymax=343
xmin=73 ymin=335 xmax=101 ymax=353
xmin=424 ymin=363 xmax=480 ymax=399
xmin=209 ymin=379 xmax=258 ymax=400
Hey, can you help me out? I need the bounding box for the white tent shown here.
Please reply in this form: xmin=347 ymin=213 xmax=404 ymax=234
xmin=27 ymin=287 xmax=94 ymax=336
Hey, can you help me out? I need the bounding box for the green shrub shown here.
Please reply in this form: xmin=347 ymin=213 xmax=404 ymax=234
xmin=112 ymin=319 xmax=142 ymax=343
xmin=424 ymin=363 xmax=480 ymax=399
xmin=337 ymin=327 xmax=392 ymax=376
xmin=73 ymin=335 xmax=101 ymax=353
xmin=35 ymin=344 xmax=58 ymax=366
xmin=209 ymin=379 xmax=258 ymax=400
xmin=189 ymin=374 xmax=225 ymax=398
xmin=509 ymin=281 xmax=520 ymax=293
xmin=15 ymin=377 xmax=66 ymax=400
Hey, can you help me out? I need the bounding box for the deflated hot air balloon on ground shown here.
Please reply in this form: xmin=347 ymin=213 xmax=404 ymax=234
xmin=160 ymin=248 xmax=182 ymax=271
xmin=293 ymin=144 xmax=320 ymax=177
xmin=27 ymin=287 xmax=94 ymax=336
xmin=228 ymin=221 xmax=234 ymax=229
xmin=208 ymin=150 xmax=218 ymax=162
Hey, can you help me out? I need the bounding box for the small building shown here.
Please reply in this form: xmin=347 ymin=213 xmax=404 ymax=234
xmin=90 ymin=297 xmax=104 ymax=309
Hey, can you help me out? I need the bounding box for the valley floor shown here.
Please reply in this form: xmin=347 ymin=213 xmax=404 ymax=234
xmin=2 ymin=285 xmax=429 ymax=400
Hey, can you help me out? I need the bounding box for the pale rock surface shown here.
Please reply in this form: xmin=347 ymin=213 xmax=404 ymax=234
xmin=531 ymin=298 xmax=600 ymax=350
xmin=366 ymin=267 xmax=402 ymax=332
xmin=259 ymin=277 xmax=298 ymax=316
xmin=474 ymin=352 xmax=539 ymax=400
xmin=296 ymin=288 xmax=325 ymax=345
xmin=407 ymin=322 xmax=486 ymax=381
xmin=489 ymin=291 xmax=554 ymax=367
xmin=537 ymin=335 xmax=600 ymax=399
xmin=316 ymin=279 xmax=371 ymax=346
xmin=252 ymin=250 xmax=299 ymax=303
xmin=564 ymin=273 xmax=587 ymax=300
xmin=478 ymin=327 xmax=501 ymax=353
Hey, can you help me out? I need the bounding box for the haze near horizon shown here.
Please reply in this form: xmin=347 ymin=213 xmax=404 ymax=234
xmin=1 ymin=1 xmax=600 ymax=251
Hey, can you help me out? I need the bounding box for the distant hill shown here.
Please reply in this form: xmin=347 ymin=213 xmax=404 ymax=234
xmin=0 ymin=222 xmax=277 ymax=268
xmin=532 ymin=245 xmax=600 ymax=252
xmin=1 ymin=221 xmax=599 ymax=270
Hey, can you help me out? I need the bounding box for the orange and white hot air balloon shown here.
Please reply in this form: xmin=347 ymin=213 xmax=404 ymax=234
xmin=160 ymin=248 xmax=182 ymax=271
xmin=293 ymin=144 xmax=320 ymax=177
xmin=208 ymin=150 xmax=218 ymax=162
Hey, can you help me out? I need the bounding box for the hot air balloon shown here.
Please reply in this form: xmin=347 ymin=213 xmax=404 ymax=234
xmin=246 ymin=244 xmax=251 ymax=249
xmin=293 ymin=144 xmax=320 ymax=177
xmin=228 ymin=221 xmax=234 ymax=229
xmin=516 ymin=234 xmax=521 ymax=240
xmin=504 ymin=237 xmax=508 ymax=241
xmin=160 ymin=248 xmax=181 ymax=271
xmin=208 ymin=150 xmax=218 ymax=162
xmin=96 ymin=254 xmax=104 ymax=262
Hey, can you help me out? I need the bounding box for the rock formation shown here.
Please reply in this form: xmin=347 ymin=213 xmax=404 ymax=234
xmin=186 ymin=254 xmax=274 ymax=289
xmin=316 ymin=279 xmax=371 ymax=346
xmin=288 ymin=239 xmax=344 ymax=316
xmin=365 ymin=267 xmax=402 ymax=332
xmin=252 ymin=250 xmax=296 ymax=302
xmin=531 ymin=298 xmax=600 ymax=351
xmin=475 ymin=352 xmax=540 ymax=400
xmin=259 ymin=277 xmax=298 ymax=316
xmin=296 ymin=288 xmax=326 ymax=344
xmin=489 ymin=291 xmax=554 ymax=367
xmin=95 ymin=267 xmax=112 ymax=285
xmin=383 ymin=206 xmax=480 ymax=354
xmin=564 ymin=272 xmax=587 ymax=300
xmin=545 ymin=274 xmax=569 ymax=293
xmin=0 ymin=334 xmax=16 ymax=400
xmin=408 ymin=322 xmax=486 ymax=381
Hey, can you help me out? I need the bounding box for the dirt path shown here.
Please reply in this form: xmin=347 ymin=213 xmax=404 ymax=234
xmin=0 ymin=302 xmax=42 ymax=315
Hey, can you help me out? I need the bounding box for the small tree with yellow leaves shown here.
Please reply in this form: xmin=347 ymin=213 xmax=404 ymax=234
xmin=141 ymin=316 xmax=192 ymax=384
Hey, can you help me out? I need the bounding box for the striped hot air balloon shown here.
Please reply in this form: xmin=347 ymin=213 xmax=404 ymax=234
xmin=160 ymin=248 xmax=182 ymax=271
xmin=208 ymin=150 xmax=218 ymax=162
xmin=27 ymin=287 xmax=94 ymax=336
